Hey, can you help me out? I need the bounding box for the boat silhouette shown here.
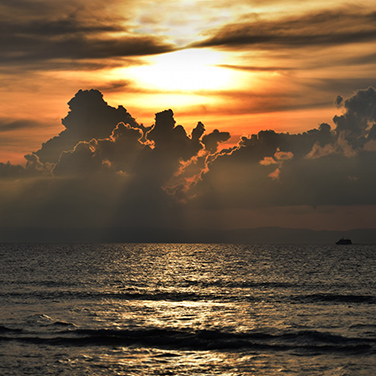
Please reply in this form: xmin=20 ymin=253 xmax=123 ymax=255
xmin=335 ymin=238 xmax=352 ymax=245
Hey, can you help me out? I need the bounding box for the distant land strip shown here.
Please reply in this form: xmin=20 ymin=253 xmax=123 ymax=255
xmin=1 ymin=227 xmax=376 ymax=244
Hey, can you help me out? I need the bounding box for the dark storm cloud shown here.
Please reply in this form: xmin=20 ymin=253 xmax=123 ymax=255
xmin=1 ymin=87 xmax=376 ymax=228
xmin=193 ymin=9 xmax=376 ymax=49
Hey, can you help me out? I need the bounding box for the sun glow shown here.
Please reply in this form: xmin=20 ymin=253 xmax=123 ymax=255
xmin=124 ymin=48 xmax=233 ymax=92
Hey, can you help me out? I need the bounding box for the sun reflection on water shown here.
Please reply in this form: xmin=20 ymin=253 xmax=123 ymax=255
xmin=2 ymin=243 xmax=375 ymax=374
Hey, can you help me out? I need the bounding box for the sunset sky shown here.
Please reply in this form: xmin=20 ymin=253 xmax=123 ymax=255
xmin=1 ymin=0 xmax=376 ymax=235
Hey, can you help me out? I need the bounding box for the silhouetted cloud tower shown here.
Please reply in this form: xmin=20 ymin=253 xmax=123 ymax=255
xmin=0 ymin=87 xmax=376 ymax=230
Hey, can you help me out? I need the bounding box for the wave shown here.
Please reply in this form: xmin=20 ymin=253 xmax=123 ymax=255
xmin=151 ymin=280 xmax=298 ymax=289
xmin=2 ymin=289 xmax=375 ymax=306
xmin=0 ymin=289 xmax=261 ymax=302
xmin=1 ymin=279 xmax=297 ymax=293
xmin=292 ymin=293 xmax=376 ymax=304
xmin=1 ymin=326 xmax=375 ymax=355
xmin=0 ymin=325 xmax=22 ymax=333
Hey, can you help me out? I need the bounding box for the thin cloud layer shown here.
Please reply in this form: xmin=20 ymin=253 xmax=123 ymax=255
xmin=0 ymin=87 xmax=375 ymax=229
xmin=2 ymin=0 xmax=376 ymax=148
xmin=193 ymin=9 xmax=376 ymax=49
xmin=0 ymin=0 xmax=175 ymax=70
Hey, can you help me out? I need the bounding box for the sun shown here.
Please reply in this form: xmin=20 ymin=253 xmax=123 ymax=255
xmin=125 ymin=48 xmax=233 ymax=92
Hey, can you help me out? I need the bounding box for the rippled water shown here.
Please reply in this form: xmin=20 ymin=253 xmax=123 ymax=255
xmin=0 ymin=243 xmax=375 ymax=375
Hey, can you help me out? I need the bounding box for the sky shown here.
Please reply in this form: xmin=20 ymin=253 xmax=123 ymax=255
xmin=1 ymin=0 xmax=376 ymax=234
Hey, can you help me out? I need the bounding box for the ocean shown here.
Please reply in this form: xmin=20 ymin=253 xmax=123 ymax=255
xmin=0 ymin=243 xmax=375 ymax=375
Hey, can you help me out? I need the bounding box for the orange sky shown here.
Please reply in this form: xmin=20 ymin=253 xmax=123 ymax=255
xmin=1 ymin=0 xmax=376 ymax=164
xmin=1 ymin=0 xmax=376 ymax=234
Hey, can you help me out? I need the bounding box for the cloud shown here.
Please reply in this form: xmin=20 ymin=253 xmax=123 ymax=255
xmin=202 ymin=129 xmax=231 ymax=153
xmin=363 ymin=139 xmax=376 ymax=152
xmin=52 ymin=122 xmax=148 ymax=177
xmin=0 ymin=162 xmax=25 ymax=179
xmin=0 ymin=1 xmax=176 ymax=70
xmin=259 ymin=149 xmax=293 ymax=180
xmin=19 ymin=100 xmax=216 ymax=226
xmin=180 ymin=87 xmax=376 ymax=208
xmin=193 ymin=9 xmax=376 ymax=50
xmin=52 ymin=141 xmax=111 ymax=177
xmin=259 ymin=156 xmax=278 ymax=166
xmin=1 ymin=33 xmax=174 ymax=66
xmin=0 ymin=153 xmax=49 ymax=179
xmin=274 ymin=149 xmax=293 ymax=161
xmin=35 ymin=89 xmax=140 ymax=163
xmin=333 ymin=86 xmax=376 ymax=141
xmin=1 ymin=86 xmax=376 ymax=229
xmin=0 ymin=119 xmax=43 ymax=132
xmin=162 ymin=127 xmax=232 ymax=202
xmin=305 ymin=132 xmax=357 ymax=159
xmin=0 ymin=90 xmax=233 ymax=227
xmin=268 ymin=168 xmax=280 ymax=180
xmin=218 ymin=64 xmax=294 ymax=72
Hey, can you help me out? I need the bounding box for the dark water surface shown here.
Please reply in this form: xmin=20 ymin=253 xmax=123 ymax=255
xmin=0 ymin=243 xmax=375 ymax=375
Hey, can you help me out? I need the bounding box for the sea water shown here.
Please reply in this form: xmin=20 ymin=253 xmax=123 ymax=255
xmin=0 ymin=243 xmax=375 ymax=375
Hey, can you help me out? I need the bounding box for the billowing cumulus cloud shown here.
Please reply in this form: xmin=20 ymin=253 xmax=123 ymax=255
xmin=333 ymin=87 xmax=376 ymax=140
xmin=35 ymin=89 xmax=139 ymax=164
xmin=1 ymin=87 xmax=376 ymax=230
xmin=183 ymin=87 xmax=376 ymax=209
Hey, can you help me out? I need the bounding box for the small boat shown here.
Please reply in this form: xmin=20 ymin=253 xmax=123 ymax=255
xmin=336 ymin=238 xmax=352 ymax=245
